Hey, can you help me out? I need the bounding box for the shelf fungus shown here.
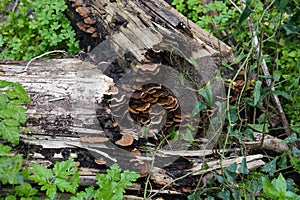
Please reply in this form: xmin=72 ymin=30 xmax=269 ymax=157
xmin=127 ymin=83 xmax=182 ymax=136
xmin=115 ymin=133 xmax=134 ymax=146
xmin=72 ymin=1 xmax=99 ymax=39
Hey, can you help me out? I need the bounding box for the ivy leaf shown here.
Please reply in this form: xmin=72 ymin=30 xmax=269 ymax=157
xmin=198 ymin=82 xmax=213 ymax=107
xmin=217 ymin=190 xmax=230 ymax=200
xmin=275 ymin=0 xmax=289 ymax=10
xmin=248 ymin=123 xmax=269 ymax=133
xmin=292 ymin=147 xmax=300 ymax=157
xmin=213 ymin=172 xmax=224 ymax=184
xmin=191 ymin=100 xmax=207 ymax=117
xmin=224 ymin=162 xmax=237 ymax=183
xmin=261 ymin=157 xmax=277 ymax=176
xmin=238 ymin=157 xmax=249 ymax=174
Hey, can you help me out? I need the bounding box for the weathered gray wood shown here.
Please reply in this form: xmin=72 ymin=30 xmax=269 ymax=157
xmin=1 ymin=59 xmax=114 ymax=133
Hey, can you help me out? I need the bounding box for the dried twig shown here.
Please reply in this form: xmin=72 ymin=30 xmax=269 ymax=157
xmin=23 ymin=50 xmax=66 ymax=71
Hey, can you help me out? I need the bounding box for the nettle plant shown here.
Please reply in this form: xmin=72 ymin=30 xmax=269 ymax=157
xmin=0 ymin=0 xmax=80 ymax=60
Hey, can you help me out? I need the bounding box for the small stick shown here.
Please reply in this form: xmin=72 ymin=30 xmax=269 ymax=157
xmin=23 ymin=50 xmax=66 ymax=72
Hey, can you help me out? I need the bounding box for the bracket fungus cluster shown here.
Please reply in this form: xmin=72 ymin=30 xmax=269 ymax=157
xmin=70 ymin=0 xmax=99 ymax=38
xmin=128 ymin=83 xmax=181 ymax=133
xmin=96 ymin=49 xmax=202 ymax=148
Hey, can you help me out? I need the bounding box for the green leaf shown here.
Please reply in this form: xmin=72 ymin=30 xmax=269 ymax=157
xmin=271 ymin=90 xmax=292 ymax=100
xmin=275 ymin=0 xmax=290 ymax=10
xmin=289 ymin=155 xmax=300 ymax=172
xmin=29 ymin=164 xmax=52 ymax=185
xmin=0 ymin=93 xmax=9 ymax=106
xmin=3 ymin=118 xmax=20 ymax=127
xmin=71 ymin=186 xmax=96 ymax=200
xmin=273 ymin=173 xmax=286 ymax=193
xmin=0 ymin=80 xmax=13 ymax=88
xmin=1 ymin=125 xmax=20 ymax=144
xmin=4 ymin=195 xmax=17 ymax=200
xmin=192 ymin=100 xmax=207 ymax=117
xmin=292 ymin=147 xmax=300 ymax=157
xmin=0 ymin=154 xmax=23 ymax=184
xmin=13 ymin=83 xmax=31 ymax=103
xmin=254 ymin=80 xmax=262 ymax=106
xmin=238 ymin=3 xmax=251 ymax=26
xmin=224 ymin=163 xmax=237 ymax=183
xmin=0 ymin=143 xmax=12 ymax=155
xmin=53 ymin=157 xmax=80 ymax=193
xmin=217 ymin=190 xmax=230 ymax=200
xmin=95 ymin=164 xmax=139 ymax=200
xmin=198 ymin=82 xmax=213 ymax=107
xmin=261 ymin=157 xmax=277 ymax=176
xmin=14 ymin=182 xmax=38 ymax=197
xmin=262 ymin=176 xmax=276 ymax=198
xmin=213 ymin=172 xmax=224 ymax=184
xmin=278 ymin=153 xmax=288 ymax=169
xmin=42 ymin=184 xmax=57 ymax=200
xmin=248 ymin=123 xmax=269 ymax=133
xmin=263 ymin=173 xmax=300 ymax=199
xmin=187 ymin=191 xmax=201 ymax=200
xmin=273 ymin=70 xmax=282 ymax=82
xmin=6 ymin=89 xmax=19 ymax=99
xmin=226 ymin=162 xmax=237 ymax=173
xmin=188 ymin=57 xmax=199 ymax=68
xmin=238 ymin=157 xmax=249 ymax=174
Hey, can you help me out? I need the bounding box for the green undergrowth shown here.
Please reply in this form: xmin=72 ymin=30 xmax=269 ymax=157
xmin=0 ymin=80 xmax=140 ymax=200
xmin=172 ymin=0 xmax=300 ymax=199
xmin=172 ymin=0 xmax=300 ymax=133
xmin=0 ymin=0 xmax=80 ymax=60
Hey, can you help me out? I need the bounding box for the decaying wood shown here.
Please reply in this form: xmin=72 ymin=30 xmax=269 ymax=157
xmin=67 ymin=0 xmax=233 ymax=62
xmin=245 ymin=132 xmax=289 ymax=153
xmin=190 ymin=154 xmax=265 ymax=176
xmin=0 ymin=58 xmax=114 ymax=132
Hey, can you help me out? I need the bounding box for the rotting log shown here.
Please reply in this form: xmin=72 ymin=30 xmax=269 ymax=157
xmin=0 ymin=59 xmax=266 ymax=196
xmin=66 ymin=0 xmax=233 ymax=62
